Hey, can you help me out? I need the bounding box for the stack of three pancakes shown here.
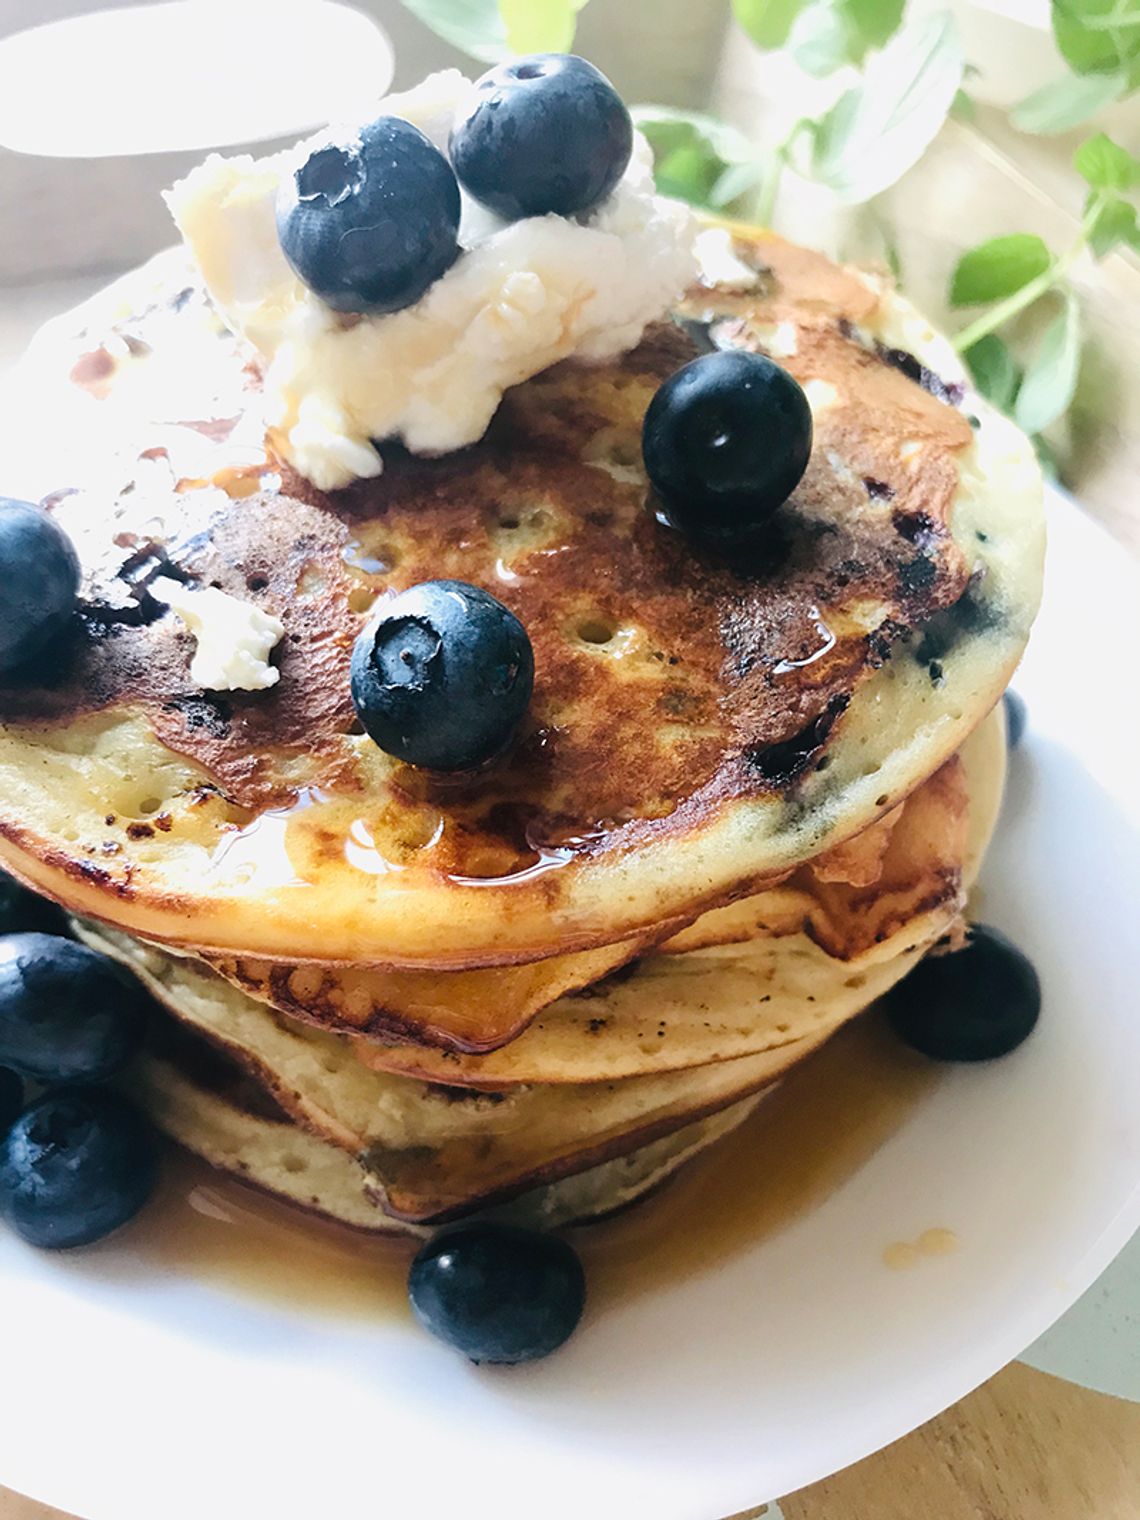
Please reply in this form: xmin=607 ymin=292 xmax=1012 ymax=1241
xmin=0 ymin=229 xmax=1043 ymax=1237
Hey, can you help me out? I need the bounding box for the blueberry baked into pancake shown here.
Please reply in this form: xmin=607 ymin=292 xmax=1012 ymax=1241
xmin=0 ymin=54 xmax=1043 ymax=1364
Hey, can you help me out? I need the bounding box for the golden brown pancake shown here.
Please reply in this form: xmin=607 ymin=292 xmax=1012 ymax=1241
xmin=0 ymin=231 xmax=1043 ymax=975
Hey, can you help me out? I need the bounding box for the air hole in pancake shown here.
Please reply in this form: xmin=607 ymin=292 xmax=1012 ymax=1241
xmin=577 ymin=617 xmax=617 ymax=645
xmin=348 ymin=587 xmax=374 ymax=615
xmin=845 ymin=974 xmax=867 ymax=989
xmin=282 ymin=1155 xmax=307 ymax=1174
xmin=138 ymin=797 xmax=161 ymax=815
xmin=498 ymin=514 xmax=520 ymax=530
xmin=245 ymin=573 xmax=268 ymax=592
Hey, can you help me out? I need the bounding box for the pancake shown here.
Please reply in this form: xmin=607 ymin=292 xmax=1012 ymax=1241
xmin=79 ymin=919 xmax=828 ymax=1223
xmin=317 ymin=705 xmax=1007 ymax=1081
xmin=203 ymin=703 xmax=1002 ymax=1055
xmin=0 ymin=231 xmax=1043 ymax=972
xmin=129 ymin=1021 xmax=763 ymax=1236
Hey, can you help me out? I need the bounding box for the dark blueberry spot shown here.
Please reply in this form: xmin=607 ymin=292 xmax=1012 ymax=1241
xmin=0 ymin=1087 xmax=159 ymax=1249
xmin=1003 ymin=689 xmax=1028 ymax=748
xmin=408 ymin=1222 xmax=585 ymax=1364
xmin=450 ymin=54 xmax=632 ymax=221
xmin=898 ymin=555 xmax=938 ymax=597
xmin=277 ymin=117 xmax=460 ymax=314
xmin=0 ymin=933 xmax=149 ymax=1085
xmin=928 ymin=659 xmax=944 ymax=684
xmin=875 ymin=344 xmax=965 ymax=407
xmin=350 ymin=580 xmax=534 ymax=771
xmin=864 ymin=477 xmax=895 ymax=501
xmin=913 ymin=585 xmax=995 ymax=666
xmin=0 ymin=499 xmax=81 ymax=677
xmin=747 ymin=693 xmax=850 ymax=784
xmin=884 ymin=924 xmax=1040 ymax=1062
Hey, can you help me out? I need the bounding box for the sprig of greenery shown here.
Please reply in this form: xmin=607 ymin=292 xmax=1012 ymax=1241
xmin=952 ymin=133 xmax=1139 ymax=437
xmin=1011 ymin=0 xmax=1140 ymax=133
xmin=396 ymin=0 xmax=591 ymax=62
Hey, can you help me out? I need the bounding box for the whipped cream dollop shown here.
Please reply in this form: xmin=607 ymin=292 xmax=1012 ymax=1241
xmin=152 ymin=578 xmax=285 ymax=691
xmin=167 ymin=70 xmax=697 ymax=491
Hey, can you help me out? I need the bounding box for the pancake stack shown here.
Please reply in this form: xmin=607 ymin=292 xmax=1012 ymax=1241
xmin=0 ymin=225 xmax=1043 ymax=1237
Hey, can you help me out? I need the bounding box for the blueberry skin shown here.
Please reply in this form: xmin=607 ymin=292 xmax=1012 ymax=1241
xmin=642 ymin=351 xmax=813 ymax=553
xmin=277 ymin=116 xmax=461 ymax=314
xmin=885 ymin=924 xmax=1040 ymax=1062
xmin=0 ymin=870 xmax=67 ymax=938
xmin=0 ymin=1088 xmax=158 ymax=1249
xmin=1003 ymin=689 xmax=1028 ymax=749
xmin=0 ymin=933 xmax=148 ymax=1085
xmin=0 ymin=499 xmax=81 ymax=676
xmin=0 ymin=1067 xmax=22 ymax=1133
xmin=450 ymin=54 xmax=633 ymax=221
xmin=408 ymin=1222 xmax=586 ymax=1364
xmin=351 ymin=580 xmax=534 ymax=771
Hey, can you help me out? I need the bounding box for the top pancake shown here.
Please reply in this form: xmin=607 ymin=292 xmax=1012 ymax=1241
xmin=0 ymin=230 xmax=1044 ymax=966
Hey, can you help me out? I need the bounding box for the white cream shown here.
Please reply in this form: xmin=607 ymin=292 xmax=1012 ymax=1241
xmin=803 ymin=378 xmax=841 ymax=415
xmin=693 ymin=226 xmax=761 ymax=291
xmin=168 ymin=70 xmax=697 ymax=491
xmin=152 ymin=578 xmax=285 ymax=692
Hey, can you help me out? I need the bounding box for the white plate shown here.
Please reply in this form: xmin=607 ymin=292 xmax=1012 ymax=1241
xmin=1 ymin=489 xmax=1138 ymax=1520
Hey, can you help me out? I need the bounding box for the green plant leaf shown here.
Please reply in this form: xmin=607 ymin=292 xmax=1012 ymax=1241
xmin=950 ymin=87 xmax=976 ymax=120
xmin=965 ymin=334 xmax=1022 ymax=412
xmin=1086 ymin=191 xmax=1140 ymax=253
xmin=499 ymin=0 xmax=589 ymax=53
xmin=733 ymin=0 xmax=809 ymax=48
xmin=710 ymin=158 xmax=769 ymax=207
xmin=1075 ymin=130 xmax=1140 ymax=188
xmin=846 ymin=0 xmax=906 ymax=49
xmin=396 ymin=0 xmax=507 ymax=61
xmin=1012 ymin=69 xmax=1128 ymax=133
xmin=791 ymin=4 xmax=858 ymax=74
xmin=1015 ymin=293 xmax=1082 ymax=434
xmin=631 ymin=107 xmax=757 ymax=208
xmin=810 ymin=11 xmax=964 ymax=203
xmin=950 ymin=234 xmax=1053 ymax=307
xmin=1052 ymin=0 xmax=1140 ymax=76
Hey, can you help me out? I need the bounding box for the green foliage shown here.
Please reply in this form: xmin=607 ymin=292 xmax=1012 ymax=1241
xmin=1051 ymin=0 xmax=1140 ymax=77
xmin=1015 ymin=293 xmax=1082 ymax=434
xmin=1012 ymin=69 xmax=1129 ymax=133
xmin=950 ymin=235 xmax=1052 ymax=307
xmin=965 ymin=334 xmax=1022 ymax=412
xmin=630 ymin=108 xmax=761 ymax=209
xmin=1075 ymin=131 xmax=1140 ymax=189
xmin=499 ymin=0 xmax=589 ymax=53
xmin=396 ymin=0 xmax=590 ymax=60
xmin=732 ymin=0 xmax=809 ymax=49
xmin=809 ymin=12 xmax=964 ymax=202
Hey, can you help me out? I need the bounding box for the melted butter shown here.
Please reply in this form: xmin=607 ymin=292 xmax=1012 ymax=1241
xmin=127 ymin=1016 xmax=937 ymax=1322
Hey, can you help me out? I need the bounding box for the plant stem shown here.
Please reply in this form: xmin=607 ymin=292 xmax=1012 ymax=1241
xmin=755 ymin=146 xmax=786 ymax=228
xmin=952 ymin=196 xmax=1105 ymax=353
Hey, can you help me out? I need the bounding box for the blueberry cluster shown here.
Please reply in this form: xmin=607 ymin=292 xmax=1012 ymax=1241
xmin=277 ymin=54 xmax=633 ymax=316
xmin=0 ymin=897 xmax=160 ymax=1250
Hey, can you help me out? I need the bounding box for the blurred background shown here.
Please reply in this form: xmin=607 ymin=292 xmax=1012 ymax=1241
xmin=0 ymin=0 xmax=1136 ymax=539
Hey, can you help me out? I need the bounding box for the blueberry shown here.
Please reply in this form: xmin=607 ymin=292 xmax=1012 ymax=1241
xmin=0 ymin=499 xmax=81 ymax=676
xmin=0 ymin=1067 xmax=22 ymax=1132
xmin=0 ymin=1088 xmax=158 ymax=1249
xmin=642 ymin=351 xmax=813 ymax=553
xmin=408 ymin=1222 xmax=586 ymax=1364
xmin=277 ymin=116 xmax=460 ymax=314
xmin=884 ymin=924 xmax=1040 ymax=1062
xmin=450 ymin=54 xmax=633 ymax=221
xmin=351 ymin=580 xmax=534 ymax=771
xmin=0 ymin=933 xmax=148 ymax=1085
xmin=0 ymin=870 xmax=67 ymax=937
xmin=1003 ymin=689 xmax=1028 ymax=748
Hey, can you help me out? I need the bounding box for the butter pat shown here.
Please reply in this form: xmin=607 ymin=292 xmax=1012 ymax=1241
xmin=168 ymin=70 xmax=697 ymax=491
xmin=152 ymin=578 xmax=284 ymax=692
